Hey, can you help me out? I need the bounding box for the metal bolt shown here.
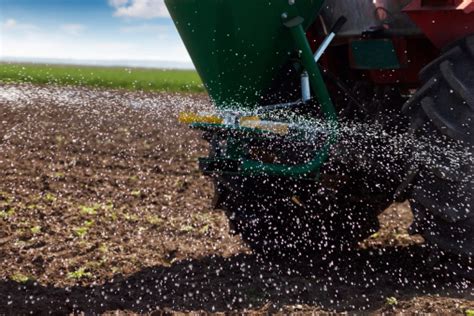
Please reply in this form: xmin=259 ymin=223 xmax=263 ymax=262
xmin=288 ymin=0 xmax=295 ymax=5
xmin=281 ymin=12 xmax=288 ymax=19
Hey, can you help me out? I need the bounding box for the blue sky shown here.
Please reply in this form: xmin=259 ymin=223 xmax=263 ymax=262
xmin=0 ymin=0 xmax=191 ymax=63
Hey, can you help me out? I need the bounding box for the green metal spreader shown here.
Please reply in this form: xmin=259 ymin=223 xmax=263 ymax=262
xmin=164 ymin=0 xmax=474 ymax=262
xmin=166 ymin=0 xmax=338 ymax=179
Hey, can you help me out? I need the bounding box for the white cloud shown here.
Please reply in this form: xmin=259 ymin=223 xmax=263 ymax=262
xmin=109 ymin=0 xmax=169 ymax=19
xmin=3 ymin=19 xmax=17 ymax=29
xmin=60 ymin=24 xmax=86 ymax=36
xmin=1 ymin=18 xmax=38 ymax=31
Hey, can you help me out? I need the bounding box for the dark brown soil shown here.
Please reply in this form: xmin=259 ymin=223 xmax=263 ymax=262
xmin=0 ymin=84 xmax=472 ymax=315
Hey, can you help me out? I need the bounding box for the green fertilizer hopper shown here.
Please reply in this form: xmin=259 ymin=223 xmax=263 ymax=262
xmin=165 ymin=0 xmax=326 ymax=109
xmin=167 ymin=0 xmax=338 ymax=180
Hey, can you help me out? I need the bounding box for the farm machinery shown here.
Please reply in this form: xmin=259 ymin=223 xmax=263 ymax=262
xmin=165 ymin=0 xmax=473 ymax=268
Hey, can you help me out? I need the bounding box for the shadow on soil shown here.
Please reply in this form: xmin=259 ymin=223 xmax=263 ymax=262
xmin=0 ymin=245 xmax=472 ymax=314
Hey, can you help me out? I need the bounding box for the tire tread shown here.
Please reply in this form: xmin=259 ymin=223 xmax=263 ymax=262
xmin=404 ymin=34 xmax=474 ymax=258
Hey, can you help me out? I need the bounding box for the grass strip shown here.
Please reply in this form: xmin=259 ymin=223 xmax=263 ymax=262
xmin=0 ymin=63 xmax=204 ymax=93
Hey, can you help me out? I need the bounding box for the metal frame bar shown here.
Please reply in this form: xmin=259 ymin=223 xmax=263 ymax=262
xmin=286 ymin=18 xmax=337 ymax=121
xmin=236 ymin=14 xmax=338 ymax=178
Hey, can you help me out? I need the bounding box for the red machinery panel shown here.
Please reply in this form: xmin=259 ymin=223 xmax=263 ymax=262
xmin=404 ymin=0 xmax=474 ymax=48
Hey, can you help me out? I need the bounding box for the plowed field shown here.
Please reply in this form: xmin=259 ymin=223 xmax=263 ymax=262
xmin=0 ymin=84 xmax=472 ymax=314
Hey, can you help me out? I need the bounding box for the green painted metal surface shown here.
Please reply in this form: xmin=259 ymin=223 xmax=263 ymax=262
xmin=238 ymin=18 xmax=338 ymax=178
xmin=164 ymin=0 xmax=325 ymax=109
xmin=351 ymin=39 xmax=400 ymax=70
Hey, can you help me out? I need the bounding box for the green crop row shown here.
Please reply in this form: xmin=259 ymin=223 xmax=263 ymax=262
xmin=0 ymin=63 xmax=204 ymax=93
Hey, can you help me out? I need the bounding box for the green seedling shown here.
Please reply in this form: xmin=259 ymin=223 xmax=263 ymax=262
xmin=146 ymin=215 xmax=164 ymax=226
xmin=67 ymin=267 xmax=92 ymax=279
xmin=174 ymin=178 xmax=183 ymax=187
xmin=109 ymin=211 xmax=118 ymax=221
xmin=85 ymin=260 xmax=105 ymax=269
xmin=10 ymin=273 xmax=31 ymax=283
xmin=73 ymin=226 xmax=89 ymax=238
xmin=30 ymin=226 xmax=41 ymax=234
xmin=123 ymin=213 xmax=139 ymax=222
xmin=466 ymin=309 xmax=474 ymax=316
xmin=111 ymin=267 xmax=120 ymax=274
xmin=193 ymin=213 xmax=211 ymax=222
xmin=98 ymin=243 xmax=108 ymax=253
xmin=0 ymin=208 xmax=15 ymax=219
xmin=84 ymin=219 xmax=95 ymax=227
xmin=199 ymin=224 xmax=210 ymax=234
xmin=44 ymin=193 xmax=57 ymax=202
xmin=180 ymin=225 xmax=194 ymax=233
xmin=386 ymin=296 xmax=398 ymax=306
xmin=0 ymin=191 xmax=8 ymax=197
xmin=53 ymin=172 xmax=65 ymax=178
xmin=370 ymin=232 xmax=380 ymax=239
xmin=80 ymin=205 xmax=99 ymax=215
xmin=131 ymin=190 xmax=141 ymax=197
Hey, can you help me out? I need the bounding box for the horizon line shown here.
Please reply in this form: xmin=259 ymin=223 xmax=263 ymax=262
xmin=0 ymin=56 xmax=195 ymax=70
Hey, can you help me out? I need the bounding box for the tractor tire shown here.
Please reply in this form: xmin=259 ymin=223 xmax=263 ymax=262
xmin=402 ymin=35 xmax=474 ymax=266
xmin=214 ymin=173 xmax=386 ymax=258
